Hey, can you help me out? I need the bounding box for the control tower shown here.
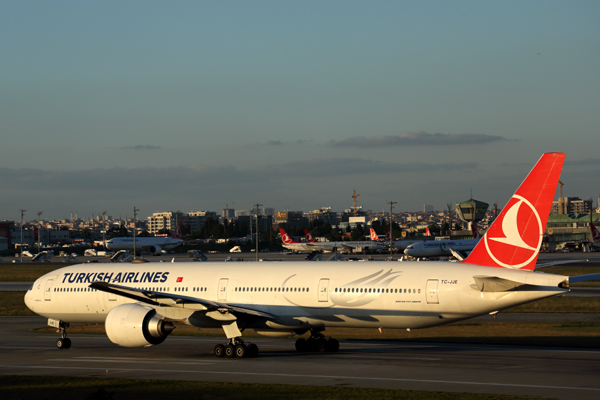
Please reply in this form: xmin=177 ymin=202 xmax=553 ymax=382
xmin=455 ymin=198 xmax=489 ymax=225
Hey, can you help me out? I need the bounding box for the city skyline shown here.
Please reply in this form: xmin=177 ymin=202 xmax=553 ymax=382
xmin=2 ymin=2 xmax=599 ymax=220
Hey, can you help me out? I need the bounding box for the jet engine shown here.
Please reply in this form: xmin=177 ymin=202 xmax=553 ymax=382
xmin=105 ymin=303 xmax=174 ymax=347
xmin=148 ymin=245 xmax=162 ymax=255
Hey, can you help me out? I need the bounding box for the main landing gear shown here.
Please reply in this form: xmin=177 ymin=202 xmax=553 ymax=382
xmin=295 ymin=331 xmax=339 ymax=353
xmin=56 ymin=321 xmax=71 ymax=350
xmin=214 ymin=338 xmax=258 ymax=359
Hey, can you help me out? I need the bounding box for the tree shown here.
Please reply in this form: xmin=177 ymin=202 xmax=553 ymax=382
xmin=350 ymin=225 xmax=365 ymax=241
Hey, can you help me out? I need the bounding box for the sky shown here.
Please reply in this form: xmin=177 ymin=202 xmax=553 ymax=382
xmin=1 ymin=1 xmax=599 ymax=221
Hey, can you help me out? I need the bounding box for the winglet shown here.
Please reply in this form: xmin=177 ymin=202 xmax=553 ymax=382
xmin=462 ymin=153 xmax=565 ymax=270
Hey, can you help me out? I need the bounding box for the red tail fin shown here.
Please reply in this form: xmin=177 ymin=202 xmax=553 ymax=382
xmin=279 ymin=228 xmax=297 ymax=244
xmin=384 ymin=227 xmax=397 ymax=241
xmin=591 ymin=222 xmax=600 ymax=242
xmin=462 ymin=153 xmax=565 ymax=270
xmin=471 ymin=224 xmax=481 ymax=239
xmin=171 ymin=218 xmax=184 ymax=239
xmin=370 ymin=228 xmax=380 ymax=241
xmin=425 ymin=227 xmax=432 ymax=236
xmin=303 ymin=229 xmax=318 ymax=243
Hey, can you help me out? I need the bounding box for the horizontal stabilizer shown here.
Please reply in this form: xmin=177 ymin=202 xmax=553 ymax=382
xmin=569 ymin=273 xmax=600 ymax=283
xmin=536 ymin=259 xmax=588 ymax=269
xmin=472 ymin=275 xmax=528 ymax=292
xmin=449 ymin=248 xmax=465 ymax=261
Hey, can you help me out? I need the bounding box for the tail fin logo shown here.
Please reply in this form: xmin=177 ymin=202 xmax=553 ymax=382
xmin=592 ymin=223 xmax=600 ymax=242
xmin=370 ymin=228 xmax=379 ymax=241
xmin=282 ymin=233 xmax=291 ymax=244
xmin=303 ymin=229 xmax=317 ymax=243
xmin=484 ymin=194 xmax=542 ymax=269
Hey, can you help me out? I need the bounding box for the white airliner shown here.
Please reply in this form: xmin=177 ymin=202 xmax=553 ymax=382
xmin=370 ymin=228 xmax=417 ymax=251
xmin=105 ymin=220 xmax=184 ymax=255
xmin=403 ymin=224 xmax=481 ymax=259
xmin=279 ymin=228 xmax=311 ymax=252
xmin=24 ymin=153 xmax=600 ymax=359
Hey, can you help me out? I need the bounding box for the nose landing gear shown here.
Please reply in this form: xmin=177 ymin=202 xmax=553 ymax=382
xmin=55 ymin=321 xmax=71 ymax=349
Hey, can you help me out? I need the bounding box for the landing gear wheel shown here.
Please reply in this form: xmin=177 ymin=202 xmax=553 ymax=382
xmin=306 ymin=338 xmax=317 ymax=352
xmin=235 ymin=344 xmax=247 ymax=358
xmin=326 ymin=338 xmax=339 ymax=352
xmin=316 ymin=338 xmax=328 ymax=352
xmin=225 ymin=344 xmax=235 ymax=358
xmin=295 ymin=338 xmax=308 ymax=352
xmin=214 ymin=344 xmax=225 ymax=357
xmin=56 ymin=338 xmax=65 ymax=349
xmin=63 ymin=338 xmax=72 ymax=349
xmin=247 ymin=343 xmax=259 ymax=358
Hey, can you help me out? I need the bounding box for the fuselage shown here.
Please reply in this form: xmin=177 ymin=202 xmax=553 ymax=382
xmin=25 ymin=261 xmax=567 ymax=332
xmin=404 ymin=239 xmax=480 ymax=258
xmin=306 ymin=240 xmax=385 ymax=253
xmin=105 ymin=237 xmax=183 ymax=252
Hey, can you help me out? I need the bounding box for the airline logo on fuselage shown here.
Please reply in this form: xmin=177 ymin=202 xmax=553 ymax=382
xmin=61 ymin=271 xmax=170 ymax=284
xmin=484 ymin=194 xmax=542 ymax=269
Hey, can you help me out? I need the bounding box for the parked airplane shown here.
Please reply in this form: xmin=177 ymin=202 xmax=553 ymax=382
xmin=26 ymin=153 xmax=600 ymax=360
xmin=404 ymin=223 xmax=483 ymax=259
xmin=280 ymin=228 xmax=311 ymax=252
xmin=303 ymin=229 xmax=318 ymax=243
xmin=105 ymin=219 xmax=184 ymax=255
xmin=371 ymin=227 xmax=417 ymax=251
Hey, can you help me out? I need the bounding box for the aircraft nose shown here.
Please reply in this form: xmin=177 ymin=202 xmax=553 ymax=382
xmin=24 ymin=283 xmax=35 ymax=312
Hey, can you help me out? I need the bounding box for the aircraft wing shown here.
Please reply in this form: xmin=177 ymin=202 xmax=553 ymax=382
xmin=89 ymin=281 xmax=277 ymax=320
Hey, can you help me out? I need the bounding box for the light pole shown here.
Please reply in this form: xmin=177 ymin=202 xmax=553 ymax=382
xmin=254 ymin=203 xmax=262 ymax=261
xmin=388 ymin=201 xmax=396 ymax=255
xmin=20 ymin=209 xmax=26 ymax=263
xmin=133 ymin=207 xmax=139 ymax=260
xmin=37 ymin=211 xmax=43 ymax=253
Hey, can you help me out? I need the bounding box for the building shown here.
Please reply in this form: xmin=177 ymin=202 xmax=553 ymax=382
xmin=272 ymin=211 xmax=308 ymax=230
xmin=186 ymin=211 xmax=218 ymax=232
xmin=147 ymin=211 xmax=185 ymax=234
xmin=423 ymin=204 xmax=434 ymax=212
xmin=307 ymin=207 xmax=339 ymax=226
xmin=551 ymin=197 xmax=592 ymax=214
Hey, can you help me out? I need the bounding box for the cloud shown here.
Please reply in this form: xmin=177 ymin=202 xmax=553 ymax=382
xmin=567 ymin=158 xmax=600 ymax=167
xmin=268 ymin=158 xmax=477 ymax=177
xmin=265 ymin=139 xmax=310 ymax=146
xmin=0 ymin=158 xmax=478 ymax=219
xmin=330 ymin=130 xmax=512 ymax=148
xmin=120 ymin=145 xmax=162 ymax=150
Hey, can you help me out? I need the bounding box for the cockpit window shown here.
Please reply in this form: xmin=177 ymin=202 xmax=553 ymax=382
xmin=28 ymin=285 xmax=33 ymax=291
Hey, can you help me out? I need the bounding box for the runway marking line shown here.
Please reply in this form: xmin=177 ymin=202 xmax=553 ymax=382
xmin=1 ymin=364 xmax=600 ymax=392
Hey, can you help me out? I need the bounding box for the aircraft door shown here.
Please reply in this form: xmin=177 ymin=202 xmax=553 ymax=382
xmin=218 ymin=278 xmax=229 ymax=302
xmin=426 ymin=279 xmax=439 ymax=304
xmin=44 ymin=279 xmax=54 ymax=301
xmin=318 ymin=279 xmax=329 ymax=302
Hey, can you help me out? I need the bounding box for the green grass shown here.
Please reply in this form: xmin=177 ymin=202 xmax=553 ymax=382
xmin=0 ymin=292 xmax=35 ymax=316
xmin=0 ymin=263 xmax=73 ymax=282
xmin=0 ymin=375 xmax=553 ymax=400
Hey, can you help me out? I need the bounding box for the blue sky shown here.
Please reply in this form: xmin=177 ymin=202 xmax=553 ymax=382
xmin=2 ymin=1 xmax=599 ymax=220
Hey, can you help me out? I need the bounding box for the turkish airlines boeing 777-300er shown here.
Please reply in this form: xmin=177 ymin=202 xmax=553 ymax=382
xmin=25 ymin=153 xmax=600 ymax=358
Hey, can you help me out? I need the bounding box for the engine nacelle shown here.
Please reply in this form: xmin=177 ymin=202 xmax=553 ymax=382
xmin=105 ymin=303 xmax=174 ymax=347
xmin=148 ymin=245 xmax=162 ymax=255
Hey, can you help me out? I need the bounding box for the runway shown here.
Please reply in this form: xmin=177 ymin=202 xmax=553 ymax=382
xmin=2 ymin=317 xmax=600 ymax=399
